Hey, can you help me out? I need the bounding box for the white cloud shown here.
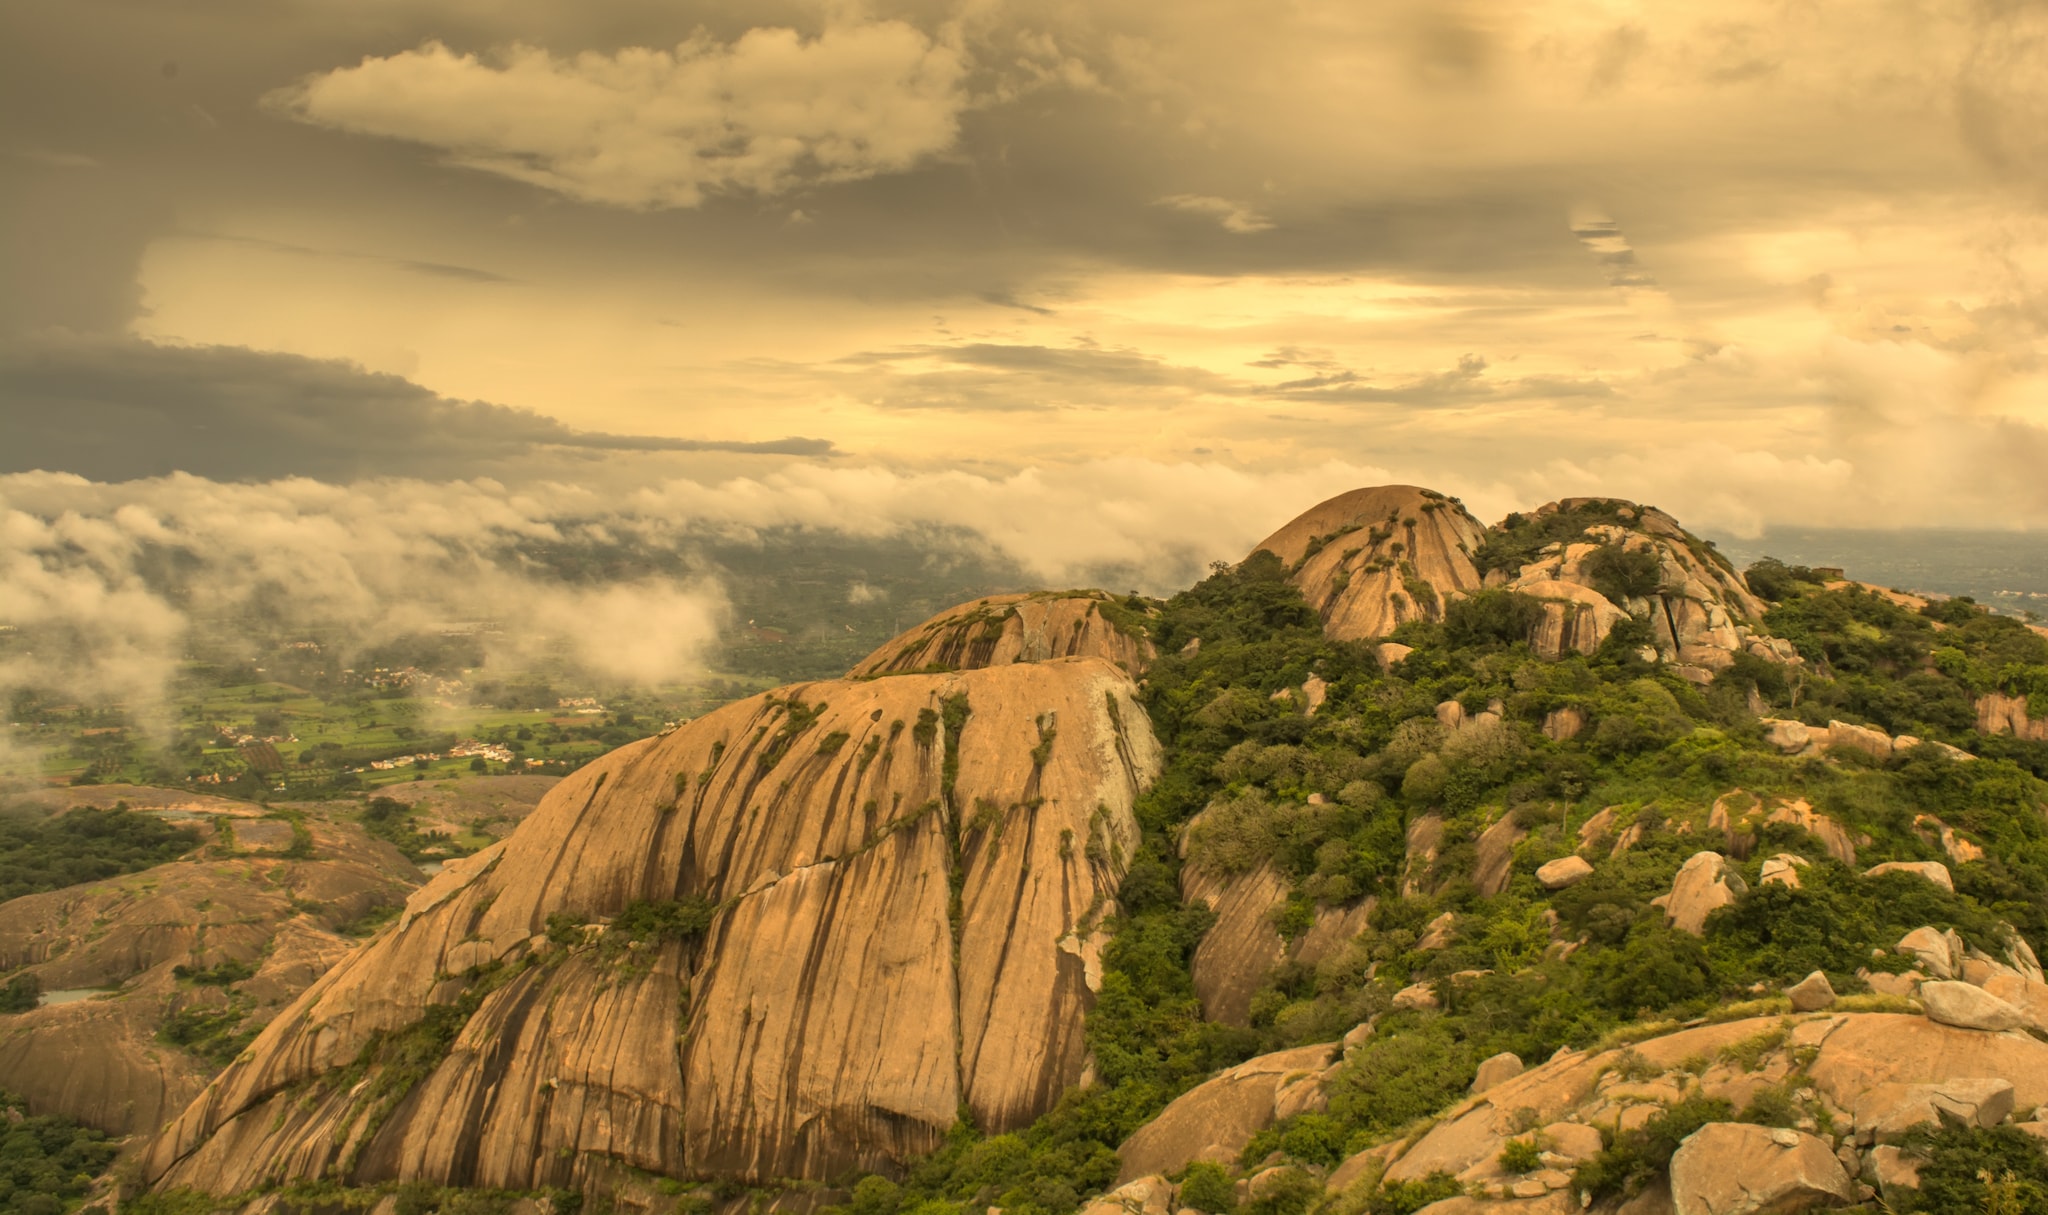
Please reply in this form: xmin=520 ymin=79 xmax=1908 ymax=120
xmin=268 ymin=21 xmax=970 ymax=208
xmin=1156 ymin=194 xmax=1275 ymax=234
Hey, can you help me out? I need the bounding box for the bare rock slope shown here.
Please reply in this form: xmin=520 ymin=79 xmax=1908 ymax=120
xmin=851 ymin=591 xmax=1157 ymax=678
xmin=146 ymin=656 xmax=1160 ymax=1194
xmin=1249 ymin=486 xmax=1488 ymax=640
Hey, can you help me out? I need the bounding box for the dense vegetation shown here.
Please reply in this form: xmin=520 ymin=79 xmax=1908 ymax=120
xmin=830 ymin=540 xmax=2048 ymax=1215
xmin=0 ymin=1089 xmax=118 ymax=1215
xmin=0 ymin=804 xmax=200 ymax=902
xmin=359 ymin=797 xmax=473 ymax=863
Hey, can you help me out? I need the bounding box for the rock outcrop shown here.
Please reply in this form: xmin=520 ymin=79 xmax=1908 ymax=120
xmin=145 ymin=657 xmax=1160 ymax=1194
xmin=1115 ymin=1044 xmax=1339 ymax=1182
xmin=1249 ymin=486 xmax=1487 ymax=640
xmin=1489 ymin=499 xmax=1784 ymax=676
xmin=1180 ymin=860 xmax=1373 ymax=1028
xmin=851 ymin=591 xmax=1156 ymax=678
xmin=1977 ymin=692 xmax=2048 ymax=743
xmin=1652 ymin=852 xmax=1747 ymax=935
xmin=1288 ymin=1010 xmax=2048 ymax=1211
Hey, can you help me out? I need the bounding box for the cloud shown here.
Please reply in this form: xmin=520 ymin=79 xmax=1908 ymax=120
xmin=268 ymin=22 xmax=971 ymax=209
xmin=1156 ymin=195 xmax=1275 ymax=234
xmin=0 ymin=335 xmax=834 ymax=482
xmin=0 ymin=471 xmax=732 ymax=722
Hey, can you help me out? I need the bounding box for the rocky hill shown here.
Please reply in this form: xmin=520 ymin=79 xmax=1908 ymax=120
xmin=143 ymin=655 xmax=1159 ymax=1193
xmin=1249 ymin=486 xmax=1487 ymax=640
xmin=42 ymin=482 xmax=2048 ymax=1215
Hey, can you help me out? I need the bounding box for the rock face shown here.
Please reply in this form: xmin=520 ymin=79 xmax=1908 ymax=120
xmin=1182 ymin=862 xmax=1292 ymax=1027
xmin=1490 ymin=499 xmax=1781 ymax=675
xmin=1249 ymin=486 xmax=1487 ymax=640
xmin=1978 ymin=692 xmax=2048 ymax=742
xmin=851 ymin=591 xmax=1156 ymax=678
xmin=1667 ymin=1123 xmax=1854 ymax=1215
xmin=145 ymin=657 xmax=1160 ymax=1194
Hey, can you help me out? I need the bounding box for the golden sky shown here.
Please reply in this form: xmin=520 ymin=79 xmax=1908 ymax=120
xmin=5 ymin=0 xmax=2048 ymax=533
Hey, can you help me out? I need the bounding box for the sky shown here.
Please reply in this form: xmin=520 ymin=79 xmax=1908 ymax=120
xmin=3 ymin=0 xmax=2048 ymax=708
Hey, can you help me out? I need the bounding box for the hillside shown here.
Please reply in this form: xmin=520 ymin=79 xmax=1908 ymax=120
xmin=7 ymin=484 xmax=2048 ymax=1215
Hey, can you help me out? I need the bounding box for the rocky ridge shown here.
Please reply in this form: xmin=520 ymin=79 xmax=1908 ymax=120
xmin=850 ymin=591 xmax=1156 ymax=678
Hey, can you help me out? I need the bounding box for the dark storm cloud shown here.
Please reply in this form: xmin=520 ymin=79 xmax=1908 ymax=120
xmin=0 ymin=335 xmax=834 ymax=482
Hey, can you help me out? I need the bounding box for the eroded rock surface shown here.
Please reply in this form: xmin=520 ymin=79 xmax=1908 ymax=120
xmin=1493 ymin=500 xmax=1780 ymax=675
xmin=146 ymin=657 xmax=1160 ymax=1194
xmin=1250 ymin=486 xmax=1487 ymax=640
xmin=851 ymin=592 xmax=1155 ymax=677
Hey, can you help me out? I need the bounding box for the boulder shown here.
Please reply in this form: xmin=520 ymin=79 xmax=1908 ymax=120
xmin=1864 ymin=861 xmax=1953 ymax=892
xmin=1823 ymin=720 xmax=1893 ymax=762
xmin=1652 ymin=852 xmax=1747 ymax=936
xmin=1418 ymin=912 xmax=1457 ymax=951
xmin=1536 ymin=856 xmax=1594 ymax=890
xmin=1786 ymin=972 xmax=1836 ymax=1013
xmin=1376 ymin=643 xmax=1415 ymax=670
xmin=1852 ymin=1078 xmax=2014 ymax=1142
xmin=1471 ymin=1052 xmax=1523 ymax=1094
xmin=1759 ymin=854 xmax=1808 ymax=889
xmin=1982 ymin=972 xmax=2048 ymax=1035
xmin=1392 ymin=982 xmax=1440 ymax=1012
xmin=1115 ymin=1044 xmax=1338 ymax=1183
xmin=1896 ymin=927 xmax=1960 ymax=980
xmin=1861 ymin=970 xmax=1923 ymax=998
xmin=1251 ymin=486 xmax=1488 ymax=641
xmin=1667 ymin=1123 xmax=1855 ymax=1215
xmin=1919 ymin=980 xmax=2028 ymax=1032
xmin=149 ymin=658 xmax=1162 ymax=1193
xmin=1760 ymin=719 xmax=1812 ymax=755
xmin=850 ymin=591 xmax=1155 ymax=677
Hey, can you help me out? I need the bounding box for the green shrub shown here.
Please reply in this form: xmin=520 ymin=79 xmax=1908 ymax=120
xmin=0 ymin=805 xmax=200 ymax=901
xmin=1178 ymin=1162 xmax=1236 ymax=1214
xmin=1570 ymin=1096 xmax=1733 ymax=1202
xmin=1365 ymin=1172 xmax=1460 ymax=1215
xmin=0 ymin=973 xmax=38 ymax=1014
xmin=0 ymin=1087 xmax=119 ymax=1214
xmin=1888 ymin=1124 xmax=2048 ymax=1213
xmin=1498 ymin=1138 xmax=1542 ymax=1173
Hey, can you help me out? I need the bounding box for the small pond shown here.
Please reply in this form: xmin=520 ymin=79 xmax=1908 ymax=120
xmin=38 ymin=988 xmax=112 ymax=1007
